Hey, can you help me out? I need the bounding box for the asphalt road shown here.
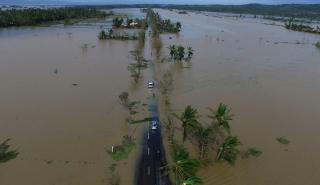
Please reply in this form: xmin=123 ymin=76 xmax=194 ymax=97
xmin=135 ymin=26 xmax=171 ymax=185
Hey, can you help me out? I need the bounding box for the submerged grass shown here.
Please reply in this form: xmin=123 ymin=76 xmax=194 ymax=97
xmin=277 ymin=137 xmax=290 ymax=145
xmin=316 ymin=42 xmax=320 ymax=48
xmin=108 ymin=135 xmax=135 ymax=161
xmin=242 ymin=148 xmax=262 ymax=159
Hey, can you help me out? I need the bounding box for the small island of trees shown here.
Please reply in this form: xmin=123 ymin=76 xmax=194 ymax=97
xmin=285 ymin=20 xmax=320 ymax=34
xmin=112 ymin=17 xmax=147 ymax=29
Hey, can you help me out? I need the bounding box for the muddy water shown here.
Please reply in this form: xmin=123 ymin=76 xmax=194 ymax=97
xmin=0 ymin=9 xmax=152 ymax=185
xmin=1 ymin=7 xmax=320 ymax=185
xmin=155 ymin=9 xmax=320 ymax=185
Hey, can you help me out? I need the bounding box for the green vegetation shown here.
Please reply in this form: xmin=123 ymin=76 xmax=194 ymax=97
xmin=168 ymin=45 xmax=194 ymax=61
xmin=285 ymin=20 xmax=320 ymax=34
xmin=93 ymin=4 xmax=320 ymax=20
xmin=208 ymin=103 xmax=233 ymax=134
xmin=277 ymin=137 xmax=290 ymax=145
xmin=0 ymin=7 xmax=107 ymax=27
xmin=118 ymin=92 xmax=140 ymax=114
xmin=316 ymin=42 xmax=320 ymax=48
xmin=112 ymin=17 xmax=124 ymax=28
xmin=147 ymin=9 xmax=182 ymax=34
xmin=107 ymin=135 xmax=135 ymax=161
xmin=170 ymin=142 xmax=201 ymax=185
xmin=173 ymin=105 xmax=199 ymax=143
xmin=129 ymin=117 xmax=152 ymax=124
xmin=112 ymin=17 xmax=147 ymax=29
xmin=0 ymin=139 xmax=19 ymax=164
xmin=127 ymin=50 xmax=148 ymax=83
xmin=193 ymin=123 xmax=217 ymax=159
xmin=98 ymin=28 xmax=138 ymax=40
xmin=216 ymin=136 xmax=241 ymax=165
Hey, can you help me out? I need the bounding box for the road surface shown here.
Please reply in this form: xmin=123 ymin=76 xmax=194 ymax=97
xmin=135 ymin=27 xmax=171 ymax=185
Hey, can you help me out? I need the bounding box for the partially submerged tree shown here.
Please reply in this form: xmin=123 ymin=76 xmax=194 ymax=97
xmin=208 ymin=103 xmax=233 ymax=134
xmin=181 ymin=176 xmax=203 ymax=185
xmin=171 ymin=142 xmax=201 ymax=185
xmin=160 ymin=71 xmax=174 ymax=94
xmin=173 ymin=105 xmax=199 ymax=143
xmin=168 ymin=45 xmax=194 ymax=61
xmin=216 ymin=136 xmax=241 ymax=165
xmin=112 ymin=17 xmax=124 ymax=28
xmin=193 ymin=123 xmax=218 ymax=159
xmin=0 ymin=139 xmax=19 ymax=164
xmin=118 ymin=91 xmax=129 ymax=107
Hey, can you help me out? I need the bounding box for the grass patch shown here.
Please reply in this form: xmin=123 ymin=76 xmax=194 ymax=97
xmin=277 ymin=137 xmax=290 ymax=145
xmin=0 ymin=139 xmax=19 ymax=164
xmin=242 ymin=148 xmax=262 ymax=159
xmin=107 ymin=135 xmax=135 ymax=161
xmin=316 ymin=42 xmax=320 ymax=48
xmin=129 ymin=117 xmax=152 ymax=124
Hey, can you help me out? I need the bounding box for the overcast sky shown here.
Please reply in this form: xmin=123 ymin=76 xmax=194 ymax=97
xmin=1 ymin=0 xmax=319 ymax=4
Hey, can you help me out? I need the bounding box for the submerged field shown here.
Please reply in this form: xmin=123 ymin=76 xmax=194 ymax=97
xmin=0 ymin=8 xmax=320 ymax=185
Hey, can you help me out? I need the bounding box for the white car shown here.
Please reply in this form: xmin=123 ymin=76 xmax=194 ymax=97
xmin=148 ymin=81 xmax=155 ymax=88
xmin=151 ymin=121 xmax=157 ymax=130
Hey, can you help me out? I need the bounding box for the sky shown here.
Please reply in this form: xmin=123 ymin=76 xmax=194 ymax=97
xmin=1 ymin=0 xmax=319 ymax=5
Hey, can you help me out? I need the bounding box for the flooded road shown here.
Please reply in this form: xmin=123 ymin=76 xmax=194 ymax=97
xmin=0 ymin=8 xmax=320 ymax=185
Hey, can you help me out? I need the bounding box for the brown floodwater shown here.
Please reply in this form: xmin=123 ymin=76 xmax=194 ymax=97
xmin=0 ymin=8 xmax=320 ymax=185
xmin=155 ymin=9 xmax=320 ymax=185
xmin=0 ymin=9 xmax=152 ymax=185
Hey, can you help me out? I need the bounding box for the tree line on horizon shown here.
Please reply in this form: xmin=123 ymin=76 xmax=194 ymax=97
xmin=0 ymin=7 xmax=107 ymax=27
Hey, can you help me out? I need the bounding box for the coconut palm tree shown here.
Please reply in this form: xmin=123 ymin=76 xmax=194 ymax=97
xmin=216 ymin=136 xmax=241 ymax=165
xmin=208 ymin=103 xmax=233 ymax=134
xmin=193 ymin=124 xmax=217 ymax=159
xmin=181 ymin=176 xmax=203 ymax=185
xmin=168 ymin=45 xmax=177 ymax=58
xmin=177 ymin=46 xmax=185 ymax=61
xmin=172 ymin=158 xmax=200 ymax=185
xmin=173 ymin=105 xmax=199 ymax=143
xmin=187 ymin=47 xmax=194 ymax=58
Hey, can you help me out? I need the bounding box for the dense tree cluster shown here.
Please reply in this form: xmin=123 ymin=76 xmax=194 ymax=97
xmin=0 ymin=7 xmax=107 ymax=27
xmin=147 ymin=9 xmax=181 ymax=33
xmin=285 ymin=20 xmax=320 ymax=34
xmin=168 ymin=45 xmax=194 ymax=61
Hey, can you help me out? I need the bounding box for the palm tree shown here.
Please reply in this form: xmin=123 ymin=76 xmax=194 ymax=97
xmin=173 ymin=105 xmax=199 ymax=143
xmin=216 ymin=136 xmax=241 ymax=165
xmin=181 ymin=176 xmax=203 ymax=185
xmin=168 ymin=45 xmax=176 ymax=58
xmin=187 ymin=47 xmax=194 ymax=58
xmin=193 ymin=124 xmax=217 ymax=159
xmin=177 ymin=46 xmax=185 ymax=61
xmin=172 ymin=158 xmax=200 ymax=185
xmin=208 ymin=103 xmax=233 ymax=134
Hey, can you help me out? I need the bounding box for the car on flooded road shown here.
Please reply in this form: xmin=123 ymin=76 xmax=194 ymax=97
xmin=151 ymin=120 xmax=157 ymax=130
xmin=148 ymin=80 xmax=155 ymax=88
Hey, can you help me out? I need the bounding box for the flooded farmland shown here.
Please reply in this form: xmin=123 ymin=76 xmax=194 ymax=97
xmin=1 ymin=7 xmax=320 ymax=185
